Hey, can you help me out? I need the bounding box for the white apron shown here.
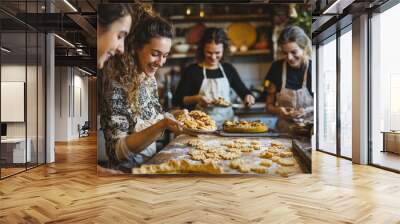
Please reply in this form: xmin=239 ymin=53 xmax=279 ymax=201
xmin=276 ymin=61 xmax=313 ymax=131
xmin=196 ymin=63 xmax=234 ymax=127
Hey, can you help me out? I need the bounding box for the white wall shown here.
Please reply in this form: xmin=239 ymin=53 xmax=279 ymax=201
xmin=234 ymin=62 xmax=272 ymax=89
xmin=1 ymin=64 xmax=45 ymax=163
xmin=55 ymin=66 xmax=69 ymax=141
xmin=54 ymin=67 xmax=89 ymax=141
xmin=1 ymin=65 xmax=40 ymax=137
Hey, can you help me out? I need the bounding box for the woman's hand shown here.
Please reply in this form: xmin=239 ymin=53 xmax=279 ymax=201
xmin=169 ymin=109 xmax=188 ymax=118
xmin=293 ymin=107 xmax=305 ymax=118
xmin=279 ymin=107 xmax=306 ymax=119
xmin=163 ymin=115 xmax=198 ymax=137
xmin=243 ymin=94 xmax=255 ymax=108
xmin=279 ymin=107 xmax=295 ymax=120
xmin=163 ymin=115 xmax=184 ymax=134
xmin=196 ymin=95 xmax=212 ymax=107
xmin=279 ymin=107 xmax=289 ymax=119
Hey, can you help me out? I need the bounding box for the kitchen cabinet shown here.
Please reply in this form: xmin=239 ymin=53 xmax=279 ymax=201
xmin=161 ymin=11 xmax=275 ymax=64
xmin=168 ymin=14 xmax=273 ymax=23
xmin=166 ymin=49 xmax=273 ymax=66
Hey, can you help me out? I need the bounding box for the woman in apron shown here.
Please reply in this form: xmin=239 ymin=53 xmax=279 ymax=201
xmin=172 ymin=28 xmax=255 ymax=127
xmin=264 ymin=26 xmax=313 ymax=132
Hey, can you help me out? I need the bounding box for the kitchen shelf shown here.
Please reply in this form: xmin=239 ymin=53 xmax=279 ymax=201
xmin=170 ymin=49 xmax=271 ymax=59
xmin=166 ymin=48 xmax=273 ymax=66
xmin=168 ymin=14 xmax=272 ymax=23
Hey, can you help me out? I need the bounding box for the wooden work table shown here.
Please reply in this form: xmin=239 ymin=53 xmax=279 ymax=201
xmin=144 ymin=134 xmax=308 ymax=176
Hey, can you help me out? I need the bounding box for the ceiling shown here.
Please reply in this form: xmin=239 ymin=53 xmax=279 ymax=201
xmin=311 ymin=0 xmax=390 ymax=43
xmin=0 ymin=0 xmax=318 ymax=74
xmin=0 ymin=0 xmax=314 ymax=74
xmin=0 ymin=0 xmax=97 ymax=73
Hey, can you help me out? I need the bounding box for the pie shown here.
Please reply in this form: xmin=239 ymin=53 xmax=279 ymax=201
xmin=176 ymin=110 xmax=217 ymax=131
xmin=212 ymin=97 xmax=231 ymax=107
xmin=223 ymin=120 xmax=268 ymax=133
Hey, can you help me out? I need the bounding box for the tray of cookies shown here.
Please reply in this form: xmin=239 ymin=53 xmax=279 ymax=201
xmin=135 ymin=135 xmax=303 ymax=177
xmin=176 ymin=110 xmax=218 ymax=134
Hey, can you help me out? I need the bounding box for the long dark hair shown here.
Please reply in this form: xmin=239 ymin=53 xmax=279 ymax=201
xmin=129 ymin=16 xmax=174 ymax=54
xmin=98 ymin=4 xmax=133 ymax=33
xmin=196 ymin=27 xmax=230 ymax=62
xmin=103 ymin=14 xmax=173 ymax=87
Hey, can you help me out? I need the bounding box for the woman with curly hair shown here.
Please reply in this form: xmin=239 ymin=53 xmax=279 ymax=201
xmin=100 ymin=9 xmax=189 ymax=172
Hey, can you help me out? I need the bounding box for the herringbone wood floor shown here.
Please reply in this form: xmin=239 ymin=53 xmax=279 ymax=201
xmin=1 ymin=135 xmax=400 ymax=224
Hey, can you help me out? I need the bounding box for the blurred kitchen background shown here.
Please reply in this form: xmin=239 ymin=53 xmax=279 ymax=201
xmin=149 ymin=3 xmax=311 ymax=110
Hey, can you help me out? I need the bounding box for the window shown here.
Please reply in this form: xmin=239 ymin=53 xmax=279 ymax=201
xmin=339 ymin=28 xmax=352 ymax=158
xmin=370 ymin=2 xmax=400 ymax=171
xmin=317 ymin=35 xmax=337 ymax=154
xmin=0 ymin=1 xmax=47 ymax=179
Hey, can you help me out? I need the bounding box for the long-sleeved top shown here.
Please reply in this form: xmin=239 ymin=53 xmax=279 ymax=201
xmin=172 ymin=62 xmax=252 ymax=110
xmin=100 ymin=73 xmax=165 ymax=173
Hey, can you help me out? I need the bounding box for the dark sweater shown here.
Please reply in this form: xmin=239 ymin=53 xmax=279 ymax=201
xmin=264 ymin=59 xmax=312 ymax=95
xmin=172 ymin=62 xmax=252 ymax=110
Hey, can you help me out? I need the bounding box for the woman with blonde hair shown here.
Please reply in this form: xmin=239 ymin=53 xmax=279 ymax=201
xmin=264 ymin=25 xmax=313 ymax=132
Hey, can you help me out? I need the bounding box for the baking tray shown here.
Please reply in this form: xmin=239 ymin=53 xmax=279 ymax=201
xmin=217 ymin=130 xmax=289 ymax=138
xmin=291 ymin=139 xmax=311 ymax=173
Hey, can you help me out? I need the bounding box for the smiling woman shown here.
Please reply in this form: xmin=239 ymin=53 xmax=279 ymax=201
xmin=131 ymin=17 xmax=173 ymax=76
xmin=97 ymin=4 xmax=133 ymax=69
xmin=264 ymin=25 xmax=313 ymax=133
xmin=100 ymin=15 xmax=193 ymax=173
xmin=172 ymin=27 xmax=255 ymax=127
